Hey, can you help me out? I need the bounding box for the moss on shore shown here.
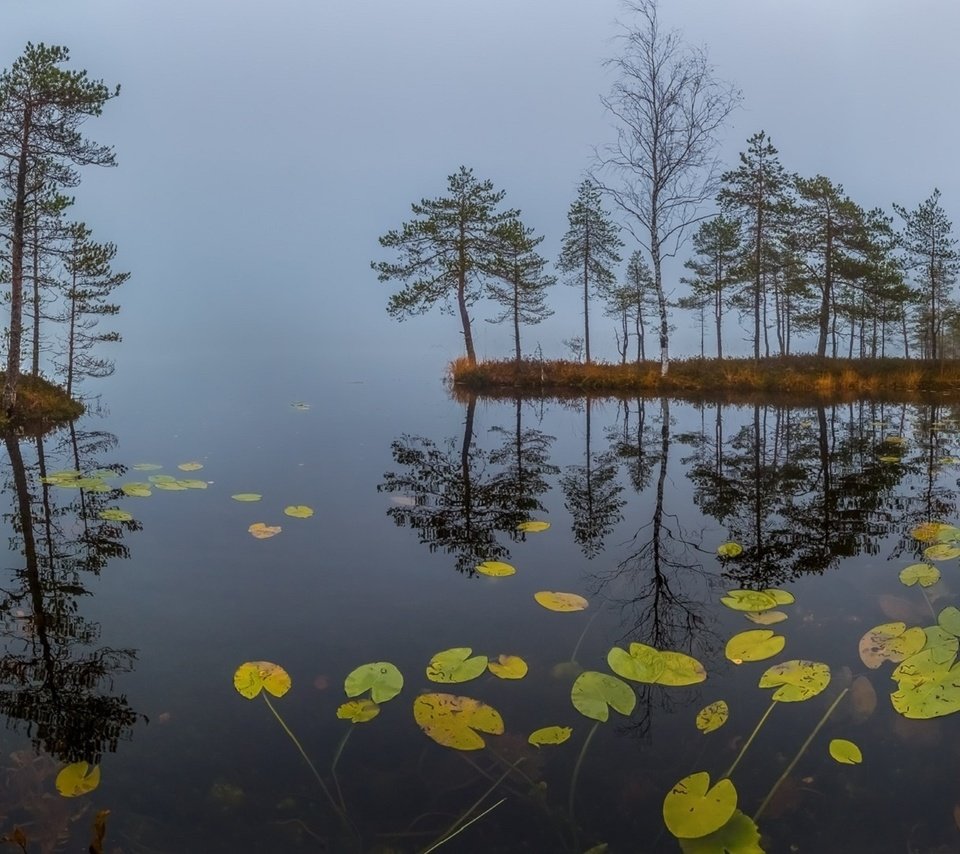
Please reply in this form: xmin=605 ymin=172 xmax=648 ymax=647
xmin=0 ymin=374 xmax=84 ymax=428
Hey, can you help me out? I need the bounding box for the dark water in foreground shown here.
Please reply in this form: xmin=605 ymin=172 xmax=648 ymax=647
xmin=1 ymin=381 xmax=959 ymax=853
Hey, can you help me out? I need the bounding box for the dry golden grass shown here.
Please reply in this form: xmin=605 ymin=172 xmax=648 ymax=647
xmin=0 ymin=374 xmax=84 ymax=428
xmin=449 ymin=356 xmax=960 ymax=403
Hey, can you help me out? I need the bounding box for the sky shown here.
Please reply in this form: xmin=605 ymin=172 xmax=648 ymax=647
xmin=3 ymin=0 xmax=960 ymax=390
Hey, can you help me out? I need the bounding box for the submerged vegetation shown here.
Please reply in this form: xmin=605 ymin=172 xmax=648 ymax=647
xmin=451 ymin=355 xmax=960 ymax=401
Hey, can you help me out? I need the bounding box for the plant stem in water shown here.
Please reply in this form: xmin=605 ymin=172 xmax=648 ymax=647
xmin=570 ymin=610 xmax=601 ymax=663
xmin=755 ymin=687 xmax=849 ymax=821
xmin=723 ymin=699 xmax=777 ymax=780
xmin=331 ymin=726 xmax=354 ymax=818
xmin=568 ymin=720 xmax=600 ymax=819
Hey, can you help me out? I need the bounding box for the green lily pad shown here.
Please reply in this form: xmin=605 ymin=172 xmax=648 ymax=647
xmin=725 ymin=630 xmax=785 ymax=664
xmin=891 ymin=657 xmax=960 ymax=719
xmin=899 ymin=563 xmax=941 ymax=588
xmin=919 ymin=625 xmax=960 ymax=663
xmin=121 ymin=482 xmax=152 ymax=497
xmin=663 ymin=771 xmax=737 ymax=840
xmin=758 ymin=660 xmax=830 ymax=702
xmin=177 ymin=479 xmax=208 ymax=489
xmin=721 ymin=590 xmax=778 ymax=612
xmin=744 ymin=610 xmax=788 ymax=625
xmin=937 ymin=606 xmax=960 ymax=637
xmin=658 ymin=651 xmax=707 ymax=686
xmin=678 ymin=810 xmax=763 ymax=854
xmin=607 ymin=643 xmax=665 ymax=684
xmin=923 ymin=543 xmax=960 ymax=561
xmin=231 ymin=493 xmax=263 ymax=502
xmin=570 ymin=671 xmax=636 ymax=722
xmin=829 ymin=739 xmax=862 ymax=764
xmin=149 ymin=475 xmax=177 ymax=483
xmin=132 ymin=463 xmax=163 ymax=471
xmin=344 ymin=661 xmax=403 ymax=703
xmin=98 ymin=508 xmax=133 ymax=522
xmin=426 ymin=648 xmax=488 ymax=684
xmin=695 ymin=701 xmax=728 ymax=734
xmin=858 ymin=622 xmax=926 ymax=669
xmin=178 ymin=462 xmax=203 ymax=471
xmin=336 ymin=699 xmax=380 ymax=723
xmin=284 ymin=505 xmax=314 ymax=519
xmin=154 ymin=481 xmax=187 ymax=491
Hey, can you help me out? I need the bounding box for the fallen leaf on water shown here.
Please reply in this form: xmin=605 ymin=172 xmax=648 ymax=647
xmin=248 ymin=522 xmax=281 ymax=539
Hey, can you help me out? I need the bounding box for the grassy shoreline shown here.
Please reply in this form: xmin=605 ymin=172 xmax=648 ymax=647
xmin=449 ymin=356 xmax=960 ymax=402
xmin=0 ymin=374 xmax=84 ymax=429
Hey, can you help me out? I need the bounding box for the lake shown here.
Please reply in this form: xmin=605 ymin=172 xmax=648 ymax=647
xmin=1 ymin=375 xmax=958 ymax=853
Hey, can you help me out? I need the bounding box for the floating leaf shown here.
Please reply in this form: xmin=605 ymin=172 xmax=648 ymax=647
xmin=829 ymin=738 xmax=862 ymax=765
xmin=177 ymin=478 xmax=208 ymax=489
xmin=132 ymin=463 xmax=162 ymax=471
xmin=426 ymin=647 xmax=488 ymax=684
xmin=765 ymin=589 xmax=795 ymax=605
xmin=720 ymin=590 xmax=777 ymax=612
xmin=412 ymin=693 xmax=503 ymax=750
xmin=248 ymin=522 xmax=281 ymax=539
xmin=98 ymin=508 xmax=133 ymax=522
xmin=695 ymin=701 xmax=729 ymax=734
xmin=121 ymin=482 xmax=152 ymax=497
xmin=488 ymin=655 xmax=528 ymax=680
xmin=344 ymin=661 xmax=404 ymax=703
xmin=284 ymin=505 xmax=314 ymax=519
xmin=55 ymin=762 xmax=101 ymax=797
xmin=571 ymin=671 xmax=636 ymax=722
xmin=535 ymin=591 xmax=588 ymax=612
xmin=891 ymin=656 xmax=960 ymax=719
xmin=858 ymin=622 xmax=926 ymax=669
xmin=744 ymin=610 xmax=788 ymax=626
xmin=658 ymin=651 xmax=708 ymax=686
xmin=923 ymin=543 xmax=960 ymax=561
xmin=883 ymin=435 xmax=906 ymax=445
xmin=716 ymin=542 xmax=743 ymax=558
xmin=849 ymin=675 xmax=877 ymax=723
xmin=476 ymin=560 xmax=516 ymax=577
xmin=725 ymin=630 xmax=785 ymax=664
xmin=517 ymin=520 xmax=550 ymax=533
xmin=178 ymin=462 xmax=203 ymax=471
xmin=878 ymin=455 xmax=901 ymax=463
xmin=232 ymin=493 xmax=262 ymax=502
xmin=758 ymin=660 xmax=830 ymax=702
xmin=336 ymin=699 xmax=380 ymax=723
xmin=154 ymin=481 xmax=188 ymax=491
xmin=663 ymin=771 xmax=737 ymax=840
xmin=899 ymin=563 xmax=941 ymax=588
xmin=678 ymin=810 xmax=762 ymax=854
xmin=528 ymin=725 xmax=572 ymax=747
xmin=608 ymin=643 xmax=665 ymax=684
xmin=233 ymin=661 xmax=291 ymax=699
xmin=938 ymin=606 xmax=960 ymax=637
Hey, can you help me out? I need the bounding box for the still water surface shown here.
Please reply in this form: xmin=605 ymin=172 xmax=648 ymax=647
xmin=1 ymin=378 xmax=958 ymax=853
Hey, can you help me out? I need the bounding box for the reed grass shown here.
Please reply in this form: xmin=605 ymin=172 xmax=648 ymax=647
xmin=450 ymin=356 xmax=960 ymax=403
xmin=0 ymin=374 xmax=84 ymax=427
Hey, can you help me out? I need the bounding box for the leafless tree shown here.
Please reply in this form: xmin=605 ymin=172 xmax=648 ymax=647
xmin=595 ymin=0 xmax=740 ymax=375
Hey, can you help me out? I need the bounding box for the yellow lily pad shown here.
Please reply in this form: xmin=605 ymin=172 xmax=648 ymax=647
xmin=912 ymin=521 xmax=957 ymax=542
xmin=476 ymin=560 xmax=516 ymax=577
xmin=720 ymin=590 xmax=778 ymax=612
xmin=284 ymin=505 xmax=314 ymax=519
xmin=232 ymin=493 xmax=263 ymax=502
xmin=658 ymin=651 xmax=708 ymax=686
xmin=534 ymin=591 xmax=588 ymax=612
xmin=725 ymin=630 xmax=785 ymax=664
xmin=248 ymin=522 xmax=281 ymax=539
xmin=744 ymin=610 xmax=788 ymax=625
xmin=828 ymin=738 xmax=862 ymax=765
xmin=923 ymin=543 xmax=960 ymax=561
xmin=858 ymin=622 xmax=926 ymax=669
xmin=413 ymin=693 xmax=503 ymax=750
xmin=55 ymin=762 xmax=101 ymax=797
xmin=695 ymin=701 xmax=728 ymax=734
xmin=121 ymin=482 xmax=152 ymax=497
xmin=663 ymin=771 xmax=737 ymax=840
xmin=488 ymin=654 xmax=528 ymax=680
xmin=608 ymin=643 xmax=665 ymax=684
xmin=899 ymin=563 xmax=940 ymax=588
xmin=426 ymin=647 xmax=488 ymax=683
xmin=716 ymin=542 xmax=743 ymax=558
xmin=178 ymin=461 xmax=203 ymax=471
xmin=337 ymin=699 xmax=380 ymax=723
xmin=132 ymin=463 xmax=162 ymax=471
xmin=99 ymin=508 xmax=133 ymax=522
xmin=678 ymin=810 xmax=762 ymax=854
xmin=528 ymin=725 xmax=572 ymax=747
xmin=517 ymin=520 xmax=550 ymax=533
xmin=758 ymin=660 xmax=830 ymax=702
xmin=154 ymin=481 xmax=187 ymax=491
xmin=178 ymin=479 xmax=208 ymax=489
xmin=233 ymin=661 xmax=291 ymax=699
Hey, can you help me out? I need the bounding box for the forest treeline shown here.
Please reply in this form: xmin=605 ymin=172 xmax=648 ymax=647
xmin=0 ymin=43 xmax=125 ymax=415
xmin=373 ymin=2 xmax=958 ymax=375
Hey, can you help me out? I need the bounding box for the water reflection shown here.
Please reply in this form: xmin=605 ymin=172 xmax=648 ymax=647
xmin=378 ymin=394 xmax=556 ymax=573
xmin=0 ymin=421 xmax=140 ymax=765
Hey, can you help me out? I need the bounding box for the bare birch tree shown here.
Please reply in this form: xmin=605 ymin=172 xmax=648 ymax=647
xmin=595 ymin=0 xmax=740 ymax=375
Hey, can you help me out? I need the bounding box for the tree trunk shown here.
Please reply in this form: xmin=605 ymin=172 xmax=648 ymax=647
xmin=650 ymin=229 xmax=669 ymax=376
xmin=817 ymin=220 xmax=833 ymax=359
xmin=31 ymin=214 xmax=41 ymax=377
xmin=4 ymin=109 xmax=32 ymax=412
xmin=583 ymin=223 xmax=591 ymax=364
xmin=456 ymin=224 xmax=476 ymax=364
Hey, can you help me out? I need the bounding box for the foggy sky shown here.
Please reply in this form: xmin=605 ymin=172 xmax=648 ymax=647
xmin=3 ymin=0 xmax=959 ymax=391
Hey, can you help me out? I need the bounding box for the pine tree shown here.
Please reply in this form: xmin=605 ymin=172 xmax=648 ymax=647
xmin=487 ymin=217 xmax=554 ymax=366
xmin=0 ymin=43 xmax=119 ymax=410
xmin=372 ymin=166 xmax=516 ymax=365
xmin=557 ymin=179 xmax=622 ymax=364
